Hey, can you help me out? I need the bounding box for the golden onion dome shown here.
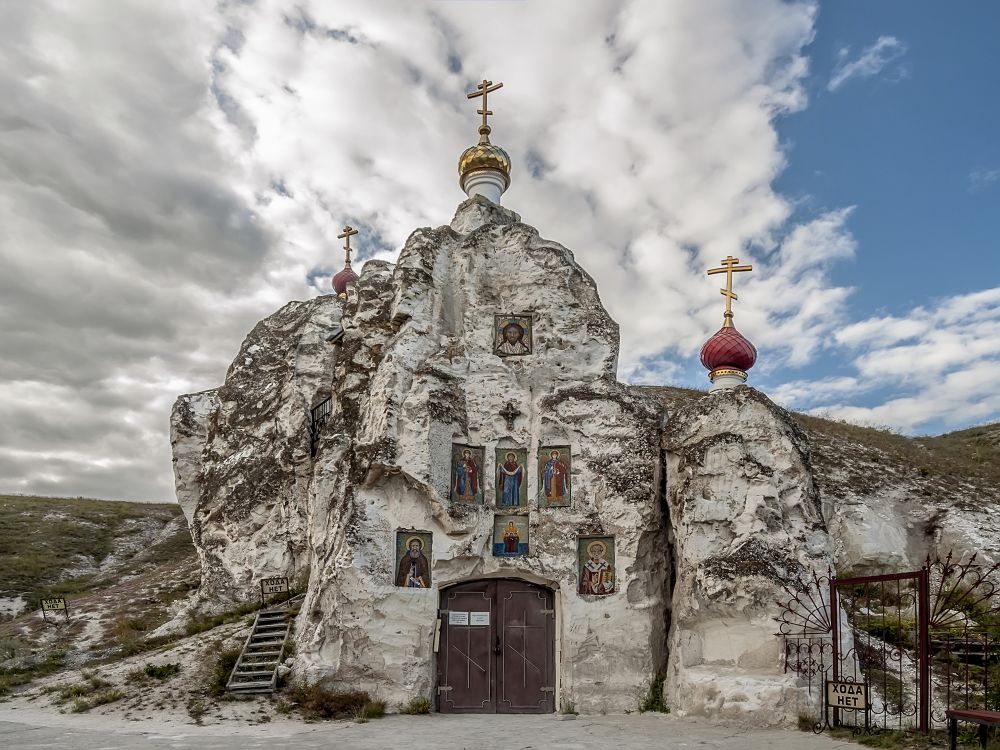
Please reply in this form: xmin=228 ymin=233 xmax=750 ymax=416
xmin=458 ymin=130 xmax=511 ymax=190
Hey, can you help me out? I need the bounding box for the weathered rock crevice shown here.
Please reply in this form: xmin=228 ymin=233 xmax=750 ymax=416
xmin=662 ymin=386 xmax=832 ymax=725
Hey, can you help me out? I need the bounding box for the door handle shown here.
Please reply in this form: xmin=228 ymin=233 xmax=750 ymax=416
xmin=494 ymin=636 xmax=502 ymax=655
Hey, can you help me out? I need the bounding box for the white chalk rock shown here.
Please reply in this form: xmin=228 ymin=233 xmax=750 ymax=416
xmin=663 ymin=387 xmax=833 ymax=726
xmin=170 ymin=297 xmax=340 ymax=608
xmin=171 ymin=197 xmax=667 ymax=712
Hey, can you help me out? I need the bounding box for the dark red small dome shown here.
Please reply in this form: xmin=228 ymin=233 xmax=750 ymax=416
xmin=700 ymin=325 xmax=757 ymax=372
xmin=332 ymin=265 xmax=359 ymax=296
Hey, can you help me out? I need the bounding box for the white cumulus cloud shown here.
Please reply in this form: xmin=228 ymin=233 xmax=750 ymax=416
xmin=771 ymin=288 xmax=1000 ymax=433
xmin=0 ymin=1 xmax=991 ymax=500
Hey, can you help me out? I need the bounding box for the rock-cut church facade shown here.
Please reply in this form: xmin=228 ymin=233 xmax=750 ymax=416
xmin=171 ymin=85 xmax=893 ymax=722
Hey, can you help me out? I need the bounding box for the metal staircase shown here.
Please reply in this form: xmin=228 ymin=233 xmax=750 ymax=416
xmin=226 ymin=606 xmax=292 ymax=694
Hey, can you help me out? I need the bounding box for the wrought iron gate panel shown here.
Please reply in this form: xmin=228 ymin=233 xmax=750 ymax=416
xmin=777 ymin=569 xmax=835 ymax=699
xmin=831 ymin=570 xmax=928 ymax=732
xmin=779 ymin=553 xmax=1000 ymax=736
xmin=926 ymin=553 xmax=1000 ymax=731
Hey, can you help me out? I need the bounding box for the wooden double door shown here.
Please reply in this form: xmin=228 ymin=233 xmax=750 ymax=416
xmin=437 ymin=579 xmax=555 ymax=713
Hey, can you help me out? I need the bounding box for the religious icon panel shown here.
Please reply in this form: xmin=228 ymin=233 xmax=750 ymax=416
xmin=451 ymin=444 xmax=485 ymax=504
xmin=538 ymin=445 xmax=571 ymax=507
xmin=493 ymin=514 xmax=529 ymax=557
xmin=495 ymin=447 xmax=528 ymax=508
xmin=577 ymin=536 xmax=615 ymax=596
xmin=493 ymin=314 xmax=533 ymax=357
xmin=395 ymin=530 xmax=433 ymax=589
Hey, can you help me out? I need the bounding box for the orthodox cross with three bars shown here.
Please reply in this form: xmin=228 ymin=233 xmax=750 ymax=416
xmin=338 ymin=225 xmax=359 ymax=266
xmin=467 ymin=79 xmax=503 ymax=139
xmin=707 ymin=255 xmax=753 ymax=328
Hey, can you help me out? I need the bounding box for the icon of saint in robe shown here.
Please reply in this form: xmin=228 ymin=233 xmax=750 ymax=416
xmin=453 ymin=448 xmax=480 ymax=502
xmin=579 ymin=540 xmax=614 ymax=595
xmin=503 ymin=520 xmax=520 ymax=553
xmin=495 ymin=322 xmax=530 ymax=356
xmin=396 ymin=537 xmax=430 ymax=588
xmin=542 ymin=450 xmax=569 ymax=503
xmin=497 ymin=451 xmax=525 ymax=507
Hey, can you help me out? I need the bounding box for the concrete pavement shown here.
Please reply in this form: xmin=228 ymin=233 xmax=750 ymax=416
xmin=0 ymin=708 xmax=857 ymax=749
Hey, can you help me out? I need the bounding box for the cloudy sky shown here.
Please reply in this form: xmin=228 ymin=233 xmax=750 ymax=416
xmin=2 ymin=1 xmax=998 ymax=501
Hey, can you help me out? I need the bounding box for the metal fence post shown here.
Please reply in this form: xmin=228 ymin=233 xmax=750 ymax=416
xmin=919 ymin=566 xmax=930 ymax=733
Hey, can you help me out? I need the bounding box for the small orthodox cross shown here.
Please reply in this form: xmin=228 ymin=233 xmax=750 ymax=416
xmin=467 ymin=79 xmax=503 ymax=140
xmin=337 ymin=225 xmax=359 ymax=266
xmin=499 ymin=400 xmax=521 ymax=431
xmin=707 ymin=255 xmax=753 ymax=327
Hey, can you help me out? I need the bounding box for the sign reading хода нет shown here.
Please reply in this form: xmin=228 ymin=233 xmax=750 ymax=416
xmin=826 ymin=680 xmax=868 ymax=710
xmin=40 ymin=597 xmax=69 ymax=622
xmin=260 ymin=577 xmax=289 ymax=595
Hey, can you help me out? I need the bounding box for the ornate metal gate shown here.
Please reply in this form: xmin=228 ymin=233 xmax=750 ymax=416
xmin=832 ymin=570 xmax=929 ymax=731
xmin=778 ymin=553 xmax=1000 ymax=734
xmin=927 ymin=553 xmax=1000 ymax=730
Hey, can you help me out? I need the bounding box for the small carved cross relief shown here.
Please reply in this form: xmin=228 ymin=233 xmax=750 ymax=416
xmin=499 ymin=401 xmax=521 ymax=431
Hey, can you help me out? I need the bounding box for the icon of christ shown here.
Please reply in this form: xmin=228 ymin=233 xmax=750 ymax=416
xmin=493 ymin=314 xmax=533 ymax=357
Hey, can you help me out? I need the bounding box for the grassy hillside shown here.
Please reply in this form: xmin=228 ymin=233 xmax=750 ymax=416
xmin=916 ymin=422 xmax=1000 ymax=482
xmin=0 ymin=495 xmax=194 ymax=617
xmin=637 ymin=385 xmax=1000 ymax=497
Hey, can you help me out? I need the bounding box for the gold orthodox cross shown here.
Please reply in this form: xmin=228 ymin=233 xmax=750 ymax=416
xmin=337 ymin=225 xmax=359 ymax=266
xmin=707 ymin=255 xmax=753 ymax=327
xmin=467 ymin=79 xmax=503 ymax=139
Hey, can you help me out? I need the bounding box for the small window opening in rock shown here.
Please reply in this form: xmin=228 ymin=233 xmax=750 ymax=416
xmin=325 ymin=324 xmax=344 ymax=344
xmin=309 ymin=397 xmax=333 ymax=457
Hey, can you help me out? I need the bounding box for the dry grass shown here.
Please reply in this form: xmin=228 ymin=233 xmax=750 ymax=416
xmin=0 ymin=650 xmax=66 ymax=695
xmin=71 ymin=687 xmax=125 ymax=713
xmin=207 ymin=645 xmax=242 ymax=698
xmin=0 ymin=494 xmax=191 ymax=612
xmin=828 ymin=726 xmax=1000 ymax=749
xmin=284 ymin=682 xmax=371 ymax=720
xmin=640 ymin=384 xmax=1000 ymax=505
xmin=354 ymin=699 xmax=386 ymax=723
xmin=798 ymin=414 xmax=1000 ymax=484
xmin=398 ymin=696 xmax=432 ymax=714
xmin=43 ymin=670 xmax=124 ymax=712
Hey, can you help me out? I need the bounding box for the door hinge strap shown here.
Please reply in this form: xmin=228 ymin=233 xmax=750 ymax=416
xmin=541 ymin=686 xmax=555 ymax=692
xmin=438 ymin=686 xmax=452 ymax=693
xmin=541 ymin=609 xmax=554 ymax=615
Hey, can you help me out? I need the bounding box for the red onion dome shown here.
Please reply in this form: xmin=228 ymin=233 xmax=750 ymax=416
xmin=700 ymin=325 xmax=757 ymax=373
xmin=332 ymin=265 xmax=359 ymax=297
